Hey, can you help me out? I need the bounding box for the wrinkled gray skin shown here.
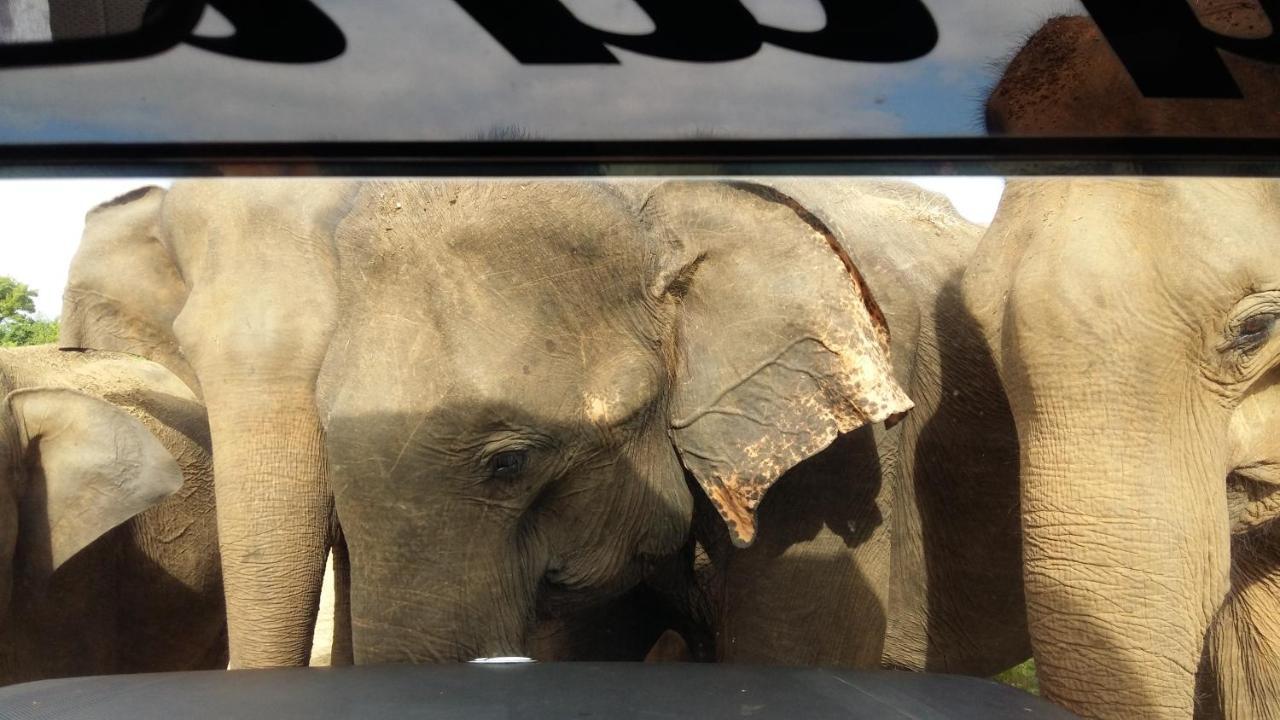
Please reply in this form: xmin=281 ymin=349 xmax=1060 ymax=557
xmin=63 ymin=179 xmax=909 ymax=665
xmin=0 ymin=345 xmax=224 ymax=684
xmin=60 ymin=182 xmax=359 ymax=667
xmin=318 ymin=180 xmax=910 ymax=662
xmin=964 ymin=179 xmax=1280 ymax=719
xmin=667 ymin=179 xmax=1029 ymax=674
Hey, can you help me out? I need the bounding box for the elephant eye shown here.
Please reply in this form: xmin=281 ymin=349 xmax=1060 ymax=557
xmin=489 ymin=450 xmax=528 ymax=479
xmin=1232 ymin=313 xmax=1276 ymax=352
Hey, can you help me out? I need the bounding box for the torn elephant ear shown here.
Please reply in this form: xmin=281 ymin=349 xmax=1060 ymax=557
xmin=646 ymin=181 xmax=913 ymax=547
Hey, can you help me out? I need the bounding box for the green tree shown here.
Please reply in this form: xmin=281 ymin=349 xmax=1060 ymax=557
xmin=0 ymin=276 xmax=59 ymax=347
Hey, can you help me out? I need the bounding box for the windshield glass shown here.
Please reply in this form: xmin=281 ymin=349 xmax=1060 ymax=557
xmin=0 ymin=173 xmax=1276 ymax=720
xmin=3 ymin=0 xmax=1278 ymax=142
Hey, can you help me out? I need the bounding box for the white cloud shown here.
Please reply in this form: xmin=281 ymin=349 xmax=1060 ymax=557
xmin=0 ymin=178 xmax=170 ymax=317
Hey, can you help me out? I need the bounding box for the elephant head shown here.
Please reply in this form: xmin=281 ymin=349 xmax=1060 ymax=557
xmin=964 ymin=178 xmax=1280 ymax=718
xmin=0 ymin=348 xmax=184 ymax=627
xmin=317 ymin=179 xmax=912 ymax=662
xmin=60 ymin=186 xmax=199 ymax=395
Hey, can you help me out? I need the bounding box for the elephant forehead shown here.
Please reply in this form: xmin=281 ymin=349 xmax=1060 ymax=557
xmin=1146 ymin=182 xmax=1280 ymax=298
xmin=322 ymin=181 xmax=668 ymax=424
xmin=336 ymin=183 xmax=657 ymax=329
xmin=341 ymin=181 xmax=650 ymax=276
xmin=1006 ymin=178 xmax=1280 ymax=292
xmin=321 ymin=303 xmax=655 ymax=423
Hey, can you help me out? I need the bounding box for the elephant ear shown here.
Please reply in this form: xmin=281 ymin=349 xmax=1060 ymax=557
xmin=7 ymin=388 xmax=183 ymax=582
xmin=646 ymin=181 xmax=912 ymax=547
xmin=59 ymin=185 xmax=201 ymax=397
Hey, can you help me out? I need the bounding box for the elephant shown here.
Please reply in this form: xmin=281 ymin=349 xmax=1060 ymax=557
xmin=61 ymin=179 xmax=911 ymax=665
xmin=317 ymin=179 xmax=912 ymax=662
xmin=962 ymin=177 xmax=1280 ymax=719
xmin=985 ymin=1 xmax=1280 ymax=137
xmin=0 ymin=344 xmax=225 ymax=684
xmin=666 ymin=178 xmax=1030 ymax=675
xmin=61 ymin=181 xmax=360 ymax=667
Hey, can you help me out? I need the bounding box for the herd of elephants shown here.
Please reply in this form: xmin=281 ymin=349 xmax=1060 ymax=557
xmin=0 ymin=174 xmax=1273 ymax=720
xmin=4 ymin=5 xmax=1280 ymax=720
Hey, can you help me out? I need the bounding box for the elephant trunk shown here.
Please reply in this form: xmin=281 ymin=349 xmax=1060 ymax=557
xmin=347 ymin=542 xmax=537 ymax=663
xmin=338 ymin=477 xmax=543 ymax=663
xmin=206 ymin=383 xmax=333 ymax=668
xmin=1016 ymin=392 xmax=1232 ymax=718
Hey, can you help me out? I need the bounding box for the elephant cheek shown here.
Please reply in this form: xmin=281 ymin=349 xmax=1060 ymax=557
xmin=634 ymin=442 xmax=696 ymax=559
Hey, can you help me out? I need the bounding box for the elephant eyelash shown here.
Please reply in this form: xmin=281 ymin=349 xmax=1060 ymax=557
xmin=487 ymin=449 xmax=529 ymax=480
xmin=1225 ymin=313 xmax=1276 ymax=354
xmin=477 ymin=439 xmax=551 ymax=479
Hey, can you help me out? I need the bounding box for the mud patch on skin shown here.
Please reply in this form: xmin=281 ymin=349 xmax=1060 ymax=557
xmin=581 ymin=353 xmax=663 ymax=432
xmin=585 ymin=395 xmax=614 ymax=426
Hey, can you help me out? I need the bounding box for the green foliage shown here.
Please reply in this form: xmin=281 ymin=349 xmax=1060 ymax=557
xmin=0 ymin=276 xmax=59 ymax=347
xmin=0 ymin=276 xmax=37 ymax=323
xmin=0 ymin=318 xmax=59 ymax=346
xmin=994 ymin=659 xmax=1040 ymax=695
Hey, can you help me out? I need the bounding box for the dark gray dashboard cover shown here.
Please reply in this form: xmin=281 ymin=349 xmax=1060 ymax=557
xmin=0 ymin=663 xmax=1075 ymax=720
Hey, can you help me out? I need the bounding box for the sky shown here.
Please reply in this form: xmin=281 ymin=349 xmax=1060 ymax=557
xmin=0 ymin=0 xmax=1084 ymax=142
xmin=0 ymin=178 xmax=172 ymax=317
xmin=0 ymin=176 xmax=1004 ymax=318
